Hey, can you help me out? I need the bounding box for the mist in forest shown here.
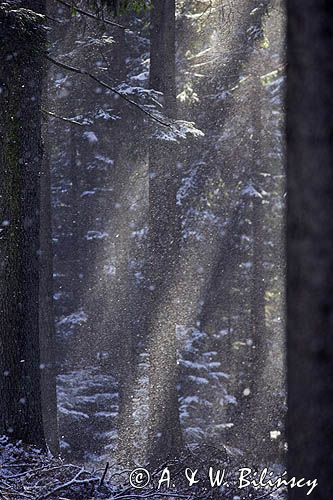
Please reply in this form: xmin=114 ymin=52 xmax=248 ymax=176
xmin=4 ymin=0 xmax=333 ymax=497
xmin=0 ymin=0 xmax=286 ymax=488
xmin=41 ymin=0 xmax=286 ymax=470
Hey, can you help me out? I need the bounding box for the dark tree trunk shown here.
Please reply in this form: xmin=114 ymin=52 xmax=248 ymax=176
xmin=0 ymin=1 xmax=46 ymax=448
xmin=69 ymin=126 xmax=82 ymax=311
xmin=147 ymin=0 xmax=183 ymax=464
xmin=287 ymin=1 xmax=333 ymax=498
xmin=39 ymin=138 xmax=59 ymax=455
xmin=149 ymin=0 xmax=176 ymax=115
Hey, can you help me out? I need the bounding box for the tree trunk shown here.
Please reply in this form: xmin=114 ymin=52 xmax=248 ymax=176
xmin=111 ymin=23 xmax=137 ymax=464
xmin=287 ymin=1 xmax=333 ymax=498
xmin=147 ymin=0 xmax=183 ymax=464
xmin=39 ymin=137 xmax=59 ymax=455
xmin=69 ymin=126 xmax=82 ymax=311
xmin=0 ymin=1 xmax=46 ymax=448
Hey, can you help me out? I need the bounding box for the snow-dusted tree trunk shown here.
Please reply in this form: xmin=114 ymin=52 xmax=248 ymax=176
xmin=0 ymin=1 xmax=46 ymax=448
xmin=147 ymin=0 xmax=183 ymax=464
xmin=288 ymin=1 xmax=333 ymax=498
xmin=111 ymin=24 xmax=137 ymax=463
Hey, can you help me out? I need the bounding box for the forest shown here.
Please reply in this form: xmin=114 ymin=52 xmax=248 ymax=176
xmin=0 ymin=0 xmax=332 ymax=499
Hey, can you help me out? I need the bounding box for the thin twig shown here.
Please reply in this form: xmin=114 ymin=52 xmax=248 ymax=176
xmin=113 ymin=486 xmax=133 ymax=499
xmin=115 ymin=493 xmax=190 ymax=499
xmin=0 ymin=488 xmax=32 ymax=499
xmin=46 ymin=55 xmax=171 ymax=128
xmin=42 ymin=108 xmax=88 ymax=126
xmin=99 ymin=461 xmax=109 ymax=488
xmin=56 ymin=0 xmax=125 ymax=29
xmin=1 ymin=462 xmax=44 ymax=468
xmin=253 ymin=486 xmax=283 ymax=499
xmin=40 ymin=468 xmax=100 ymax=499
xmin=1 ymin=463 xmax=82 ymax=480
xmin=44 ymin=13 xmax=62 ymax=23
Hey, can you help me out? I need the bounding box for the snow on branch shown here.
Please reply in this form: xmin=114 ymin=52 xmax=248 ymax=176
xmin=47 ymin=55 xmax=204 ymax=140
xmin=46 ymin=54 xmax=172 ymax=127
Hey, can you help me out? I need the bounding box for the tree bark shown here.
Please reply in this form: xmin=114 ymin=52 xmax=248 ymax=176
xmin=147 ymin=0 xmax=183 ymax=464
xmin=39 ymin=138 xmax=59 ymax=455
xmin=0 ymin=1 xmax=46 ymax=448
xmin=69 ymin=126 xmax=82 ymax=311
xmin=111 ymin=23 xmax=137 ymax=464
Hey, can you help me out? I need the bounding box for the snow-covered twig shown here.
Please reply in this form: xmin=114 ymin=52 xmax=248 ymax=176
xmin=40 ymin=467 xmax=99 ymax=499
xmin=42 ymin=109 xmax=88 ymax=126
xmin=46 ymin=55 xmax=172 ymax=128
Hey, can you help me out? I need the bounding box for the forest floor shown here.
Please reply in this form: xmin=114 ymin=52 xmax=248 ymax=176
xmin=0 ymin=437 xmax=288 ymax=499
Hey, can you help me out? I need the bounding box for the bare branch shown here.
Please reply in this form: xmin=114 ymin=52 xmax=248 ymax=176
xmin=42 ymin=108 xmax=88 ymax=126
xmin=99 ymin=461 xmax=109 ymax=488
xmin=56 ymin=0 xmax=125 ymax=29
xmin=46 ymin=55 xmax=171 ymax=128
xmin=40 ymin=468 xmax=99 ymax=499
xmin=114 ymin=492 xmax=190 ymax=499
xmin=44 ymin=13 xmax=62 ymax=23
